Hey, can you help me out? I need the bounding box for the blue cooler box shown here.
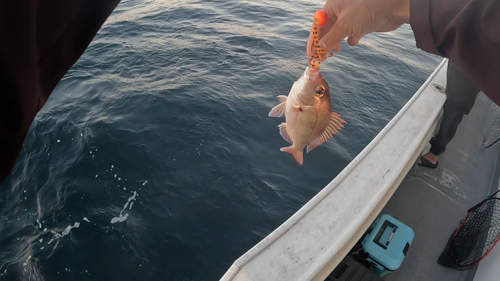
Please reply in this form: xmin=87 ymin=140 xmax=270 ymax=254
xmin=361 ymin=214 xmax=414 ymax=277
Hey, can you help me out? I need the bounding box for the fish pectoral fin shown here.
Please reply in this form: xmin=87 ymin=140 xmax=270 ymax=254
xmin=306 ymin=112 xmax=346 ymax=153
xmin=269 ymin=101 xmax=287 ymax=117
xmin=268 ymin=95 xmax=288 ymax=117
xmin=277 ymin=95 xmax=288 ymax=103
xmin=278 ymin=123 xmax=292 ymax=144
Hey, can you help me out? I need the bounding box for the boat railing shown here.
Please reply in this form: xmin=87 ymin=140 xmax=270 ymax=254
xmin=221 ymin=59 xmax=448 ymax=281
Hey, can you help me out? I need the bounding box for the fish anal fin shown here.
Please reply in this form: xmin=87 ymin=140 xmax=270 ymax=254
xmin=307 ymin=134 xmax=328 ymax=153
xmin=306 ymin=112 xmax=346 ymax=153
xmin=278 ymin=123 xmax=292 ymax=144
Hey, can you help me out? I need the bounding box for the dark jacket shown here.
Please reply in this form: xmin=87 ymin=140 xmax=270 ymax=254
xmin=0 ymin=0 xmax=120 ymax=184
xmin=410 ymin=0 xmax=500 ymax=104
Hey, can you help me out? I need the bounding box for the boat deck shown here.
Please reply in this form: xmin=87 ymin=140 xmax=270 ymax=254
xmin=380 ymin=92 xmax=500 ymax=281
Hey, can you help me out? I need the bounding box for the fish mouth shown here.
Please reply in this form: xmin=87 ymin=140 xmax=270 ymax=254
xmin=306 ymin=67 xmax=320 ymax=80
xmin=300 ymin=67 xmax=321 ymax=82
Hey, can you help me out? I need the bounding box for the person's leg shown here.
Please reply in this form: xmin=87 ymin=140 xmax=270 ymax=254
xmin=419 ymin=61 xmax=479 ymax=168
xmin=428 ymin=102 xmax=467 ymax=155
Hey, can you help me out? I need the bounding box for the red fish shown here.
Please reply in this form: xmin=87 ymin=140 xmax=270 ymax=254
xmin=269 ymin=67 xmax=346 ymax=165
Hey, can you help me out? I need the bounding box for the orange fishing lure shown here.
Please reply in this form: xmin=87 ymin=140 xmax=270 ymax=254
xmin=309 ymin=10 xmax=332 ymax=67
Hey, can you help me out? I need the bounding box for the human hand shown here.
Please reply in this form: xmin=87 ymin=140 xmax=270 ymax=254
xmin=307 ymin=0 xmax=410 ymax=57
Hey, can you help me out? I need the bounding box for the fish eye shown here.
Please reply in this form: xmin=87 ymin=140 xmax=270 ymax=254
xmin=315 ymin=86 xmax=325 ymax=97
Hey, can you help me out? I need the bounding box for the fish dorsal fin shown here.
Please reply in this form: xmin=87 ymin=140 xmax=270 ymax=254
xmin=268 ymin=95 xmax=288 ymax=117
xmin=278 ymin=123 xmax=292 ymax=144
xmin=306 ymin=112 xmax=346 ymax=153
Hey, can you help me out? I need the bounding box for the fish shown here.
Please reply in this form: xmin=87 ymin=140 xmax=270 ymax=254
xmin=269 ymin=66 xmax=346 ymax=165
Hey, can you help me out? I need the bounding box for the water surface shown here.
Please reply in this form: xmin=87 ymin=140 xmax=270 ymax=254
xmin=0 ymin=1 xmax=441 ymax=280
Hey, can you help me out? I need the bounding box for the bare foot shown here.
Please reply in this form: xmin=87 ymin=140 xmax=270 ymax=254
xmin=418 ymin=151 xmax=438 ymax=165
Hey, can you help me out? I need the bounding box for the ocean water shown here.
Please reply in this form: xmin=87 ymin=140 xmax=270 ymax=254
xmin=0 ymin=0 xmax=441 ymax=280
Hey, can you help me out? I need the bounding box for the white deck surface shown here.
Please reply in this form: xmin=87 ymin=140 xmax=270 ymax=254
xmin=381 ymin=92 xmax=500 ymax=281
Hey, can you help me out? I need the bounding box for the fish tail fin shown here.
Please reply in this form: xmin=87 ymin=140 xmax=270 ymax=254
xmin=280 ymin=146 xmax=304 ymax=165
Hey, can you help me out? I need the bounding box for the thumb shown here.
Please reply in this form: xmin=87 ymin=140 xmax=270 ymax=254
xmin=319 ymin=21 xmax=350 ymax=52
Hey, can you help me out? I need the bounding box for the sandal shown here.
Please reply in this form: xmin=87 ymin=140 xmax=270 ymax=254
xmin=418 ymin=156 xmax=438 ymax=169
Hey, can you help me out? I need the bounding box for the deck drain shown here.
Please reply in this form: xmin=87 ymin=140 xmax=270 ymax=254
xmin=431 ymin=83 xmax=445 ymax=93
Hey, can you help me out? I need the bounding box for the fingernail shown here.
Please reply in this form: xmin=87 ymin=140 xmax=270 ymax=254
xmin=319 ymin=40 xmax=328 ymax=50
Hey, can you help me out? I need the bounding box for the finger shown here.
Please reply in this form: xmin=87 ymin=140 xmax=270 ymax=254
xmin=306 ymin=24 xmax=315 ymax=58
xmin=318 ymin=20 xmax=349 ymax=53
xmin=347 ymin=35 xmax=361 ymax=46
